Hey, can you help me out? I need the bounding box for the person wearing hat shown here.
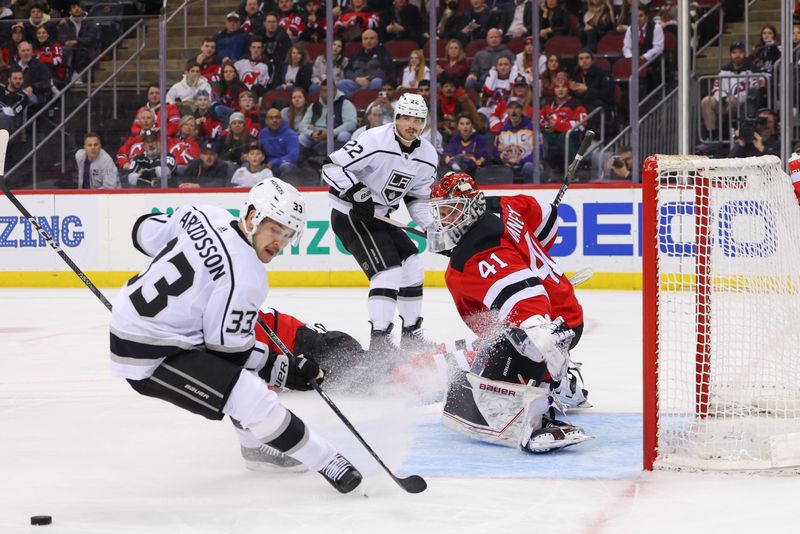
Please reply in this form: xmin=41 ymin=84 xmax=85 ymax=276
xmin=231 ymin=141 xmax=274 ymax=187
xmin=494 ymin=96 xmax=536 ymax=182
xmin=166 ymin=60 xmax=212 ymax=114
xmin=215 ymin=11 xmax=250 ymax=64
xmin=178 ymin=141 xmax=230 ymax=188
xmin=218 ymin=111 xmax=255 ymax=164
xmin=58 ymin=1 xmax=100 ymax=83
xmin=540 ymin=76 xmax=587 ymax=178
xmin=513 ymin=35 xmax=545 ymax=84
xmin=126 ymin=129 xmax=177 ymax=187
xmin=23 ymin=3 xmax=56 ymax=44
xmin=488 ymin=73 xmax=531 ymax=133
xmin=699 ymin=41 xmax=762 ymax=144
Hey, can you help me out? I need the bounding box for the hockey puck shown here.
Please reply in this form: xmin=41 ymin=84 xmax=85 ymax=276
xmin=30 ymin=515 xmax=52 ymax=526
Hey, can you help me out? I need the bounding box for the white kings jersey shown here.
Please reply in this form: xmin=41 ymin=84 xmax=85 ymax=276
xmin=109 ymin=205 xmax=268 ymax=381
xmin=322 ymin=123 xmax=438 ymax=229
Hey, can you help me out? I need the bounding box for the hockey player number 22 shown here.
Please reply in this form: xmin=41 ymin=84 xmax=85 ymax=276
xmin=478 ymin=253 xmax=509 ymax=278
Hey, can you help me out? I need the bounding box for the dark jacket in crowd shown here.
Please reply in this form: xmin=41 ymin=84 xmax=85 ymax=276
xmin=345 ymin=44 xmax=394 ymax=82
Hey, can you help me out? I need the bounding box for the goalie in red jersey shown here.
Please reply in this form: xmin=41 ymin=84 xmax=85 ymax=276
xmin=428 ymin=172 xmax=592 ymax=453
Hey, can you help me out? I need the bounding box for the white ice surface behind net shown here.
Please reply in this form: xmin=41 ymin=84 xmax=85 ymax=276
xmin=1 ymin=287 xmax=799 ymax=534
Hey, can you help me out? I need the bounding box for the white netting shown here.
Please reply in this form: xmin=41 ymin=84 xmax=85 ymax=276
xmin=652 ymin=155 xmax=800 ymax=470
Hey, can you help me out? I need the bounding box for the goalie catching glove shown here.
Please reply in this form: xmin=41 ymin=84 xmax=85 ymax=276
xmin=507 ymin=315 xmax=575 ymax=381
xmin=258 ymin=352 xmax=324 ymax=391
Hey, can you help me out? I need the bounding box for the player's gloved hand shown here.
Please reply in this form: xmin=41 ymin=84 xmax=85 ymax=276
xmin=513 ymin=315 xmax=575 ymax=381
xmin=259 ymin=352 xmax=324 ymax=391
xmin=343 ymin=182 xmax=374 ymax=223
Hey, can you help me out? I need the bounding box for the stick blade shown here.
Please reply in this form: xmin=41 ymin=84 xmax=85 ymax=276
xmin=397 ymin=474 xmax=427 ymax=494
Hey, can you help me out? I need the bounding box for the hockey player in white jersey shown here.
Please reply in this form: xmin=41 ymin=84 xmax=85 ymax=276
xmin=109 ymin=178 xmax=362 ymax=493
xmin=322 ymin=92 xmax=438 ymax=353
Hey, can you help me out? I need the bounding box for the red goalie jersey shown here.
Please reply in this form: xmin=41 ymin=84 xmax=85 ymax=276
xmin=444 ymin=194 xmax=583 ymax=337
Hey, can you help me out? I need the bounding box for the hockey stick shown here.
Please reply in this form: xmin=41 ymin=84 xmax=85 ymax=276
xmin=553 ymin=130 xmax=595 ymax=207
xmin=256 ymin=317 xmax=428 ymax=495
xmin=374 ymin=215 xmax=426 ymax=237
xmin=0 ymin=131 xmax=113 ymax=311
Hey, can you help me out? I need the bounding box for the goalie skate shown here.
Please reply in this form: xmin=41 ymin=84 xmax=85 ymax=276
xmin=522 ymin=418 xmax=593 ymax=453
xmin=553 ymin=364 xmax=592 ymax=409
xmin=240 ymin=445 xmax=308 ymax=473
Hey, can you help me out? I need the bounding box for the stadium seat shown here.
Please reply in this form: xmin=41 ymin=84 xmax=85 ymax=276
xmin=422 ymin=40 xmax=448 ymax=59
xmin=465 ymin=39 xmax=486 ymax=59
xmin=593 ymin=57 xmax=611 ymax=72
xmin=304 ymin=41 xmax=325 ymax=59
xmin=544 ymin=36 xmax=582 ymax=57
xmin=261 ymin=89 xmax=292 ymax=110
xmin=88 ymin=3 xmax=125 ymax=50
xmin=663 ymin=32 xmax=676 ymax=54
xmin=349 ymin=89 xmax=380 ymax=112
xmin=345 ymin=41 xmax=362 ymax=57
xmin=385 ymin=40 xmax=419 ymax=62
xmin=596 ymin=33 xmax=625 ymax=58
xmin=507 ymin=38 xmax=526 ymax=55
xmin=611 ymin=58 xmax=647 ymax=81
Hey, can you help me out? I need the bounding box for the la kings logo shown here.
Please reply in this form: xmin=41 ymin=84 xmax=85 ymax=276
xmin=382 ymin=171 xmax=414 ymax=204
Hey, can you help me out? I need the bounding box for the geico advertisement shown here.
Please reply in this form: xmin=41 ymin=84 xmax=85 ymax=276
xmin=6 ymin=186 xmax=778 ymax=274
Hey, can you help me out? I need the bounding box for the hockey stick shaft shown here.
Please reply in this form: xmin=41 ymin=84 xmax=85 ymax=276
xmin=0 ymin=131 xmax=113 ymax=311
xmin=257 ymin=317 xmax=428 ymax=494
xmin=374 ymin=214 xmax=426 ymax=237
xmin=553 ymin=130 xmax=595 ymax=207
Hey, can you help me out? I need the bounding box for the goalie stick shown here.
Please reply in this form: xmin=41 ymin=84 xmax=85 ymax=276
xmin=374 ymin=215 xmax=426 ymax=237
xmin=257 ymin=317 xmax=428 ymax=495
xmin=553 ymin=130 xmax=595 ymax=207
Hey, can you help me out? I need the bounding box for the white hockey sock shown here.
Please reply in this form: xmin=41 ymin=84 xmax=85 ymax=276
xmin=368 ymin=266 xmax=402 ymax=330
xmin=398 ymin=255 xmax=424 ymax=326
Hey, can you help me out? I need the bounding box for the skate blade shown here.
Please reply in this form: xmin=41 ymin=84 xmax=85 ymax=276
xmin=244 ymin=460 xmax=309 ymax=473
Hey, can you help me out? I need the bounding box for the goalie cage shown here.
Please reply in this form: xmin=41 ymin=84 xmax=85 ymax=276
xmin=643 ymin=154 xmax=800 ymax=472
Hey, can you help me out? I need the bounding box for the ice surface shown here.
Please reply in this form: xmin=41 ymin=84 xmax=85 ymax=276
xmin=1 ymin=288 xmax=799 ymax=533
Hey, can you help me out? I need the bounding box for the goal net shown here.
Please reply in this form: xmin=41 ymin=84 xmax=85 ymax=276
xmin=642 ymin=154 xmax=800 ymax=471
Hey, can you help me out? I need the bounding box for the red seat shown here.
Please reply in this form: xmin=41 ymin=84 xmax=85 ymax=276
xmin=345 ymin=41 xmax=362 ymax=57
xmin=597 ymin=33 xmax=625 ymax=57
xmin=465 ymin=39 xmax=487 ymax=58
xmin=422 ymin=39 xmax=448 ymax=59
xmin=349 ymin=89 xmax=380 ymax=112
xmin=593 ymin=57 xmax=611 ymax=72
xmin=303 ymin=41 xmax=325 ymax=59
xmin=611 ymin=58 xmax=647 ymax=81
xmin=507 ymin=38 xmax=526 ymax=55
xmin=384 ymin=40 xmax=420 ymax=61
xmin=663 ymin=31 xmax=676 ymax=53
xmin=613 ymin=84 xmax=623 ymax=107
xmin=543 ymin=35 xmax=582 ymax=57
xmin=261 ymin=89 xmax=292 ymax=110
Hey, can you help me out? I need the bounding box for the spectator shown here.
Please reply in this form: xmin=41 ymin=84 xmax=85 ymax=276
xmin=436 ymin=38 xmax=470 ymax=88
xmin=276 ymin=0 xmax=305 ymax=39
xmin=614 ymin=0 xmax=633 ymax=34
xmin=341 ymin=29 xmax=393 ymax=96
xmin=195 ymin=38 xmax=221 ymax=84
xmin=333 ymin=0 xmax=379 ymax=43
xmin=281 ymin=87 xmax=309 ymax=134
xmin=415 ymin=80 xmax=445 ymax=154
xmin=729 ymin=108 xmax=780 ymax=158
xmin=57 ymin=0 xmax=99 ymax=84
xmin=494 ymin=97 xmax=535 ymax=182
xmin=298 ymin=80 xmax=357 ymax=151
xmin=234 ymin=38 xmax=271 ymax=97
xmin=23 ymin=3 xmax=56 ymax=44
xmin=13 ymin=40 xmax=52 ymax=106
xmin=380 ymin=0 xmax=422 ymax=44
xmin=793 ymin=23 xmax=800 ymax=47
xmin=231 ymin=142 xmax=274 ymax=187
xmin=178 ymin=140 xmax=231 ymax=188
xmin=168 ymin=115 xmax=202 ymax=171
xmin=76 ymin=132 xmax=119 ymax=189
xmin=365 ymin=81 xmax=395 ymax=122
xmin=11 ymin=0 xmax=38 ymax=19
xmin=238 ymin=90 xmax=262 ymax=137
xmin=601 ymin=145 xmax=632 ymax=181
xmin=623 ymin=5 xmax=664 ymax=64
xmin=0 ymin=67 xmax=33 ymax=130
xmin=444 ymin=111 xmax=489 ymax=174
xmin=478 ymin=54 xmax=516 ymax=118
xmin=568 ymin=48 xmax=613 ymax=113
xmin=541 ymin=53 xmax=563 ymax=99
xmin=458 ymin=0 xmax=497 ymax=44
xmin=539 ymin=0 xmax=570 ymax=42
xmin=191 ymin=89 xmax=222 ymax=140
xmin=256 ymin=12 xmax=292 ymax=73
xmin=217 ymin=111 xmax=255 ymax=163
xmin=309 ymin=36 xmax=347 ymax=94
xmin=351 ymin=101 xmax=385 ymax=139
xmin=436 ymin=0 xmax=468 ymax=42
xmin=131 ymin=83 xmax=180 ymax=137
xmin=2 ymin=24 xmax=25 ymax=67
xmin=400 ymin=49 xmax=429 ymax=89
xmin=212 ymin=63 xmax=246 ymax=121
xmin=581 ymin=0 xmax=615 ymax=52
xmin=489 ymin=73 xmax=529 ymax=132
xmin=515 ymin=36 xmax=546 ymax=84
xmin=126 ymin=129 xmax=177 ymax=188
xmin=238 ymin=0 xmax=264 ymax=34
xmin=259 ymin=106 xmax=300 ymax=178
xmin=32 ymin=25 xmax=64 ymax=84
xmin=272 ymin=43 xmax=312 ymax=92
xmin=299 ymin=0 xmax=326 ymax=43
xmin=500 ymin=0 xmax=533 ymax=40
xmin=166 ymin=60 xmax=212 ymax=113
xmin=700 ymin=41 xmax=761 ymax=140
xmin=465 ymin=28 xmax=514 ymax=91
xmin=438 ymin=75 xmax=486 ymax=133
xmin=117 ymin=108 xmax=155 ymax=169
xmin=750 ymin=24 xmax=781 ymax=74
xmin=540 ymin=74 xmax=587 ymax=175
xmin=215 ymin=11 xmax=250 ymax=64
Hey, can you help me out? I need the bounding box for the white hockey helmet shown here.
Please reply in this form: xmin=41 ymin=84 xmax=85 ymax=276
xmin=394 ymin=92 xmax=428 ymax=140
xmin=240 ymin=177 xmax=306 ymax=245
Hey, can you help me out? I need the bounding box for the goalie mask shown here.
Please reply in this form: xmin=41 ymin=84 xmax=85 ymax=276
xmin=240 ymin=178 xmax=306 ymax=245
xmin=393 ymin=92 xmax=428 ymax=142
xmin=427 ymin=172 xmax=486 ymax=253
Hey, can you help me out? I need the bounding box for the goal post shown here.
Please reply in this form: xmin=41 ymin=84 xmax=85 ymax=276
xmin=643 ymin=154 xmax=800 ymax=471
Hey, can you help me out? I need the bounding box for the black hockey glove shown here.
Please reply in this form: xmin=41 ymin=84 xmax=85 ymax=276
xmin=343 ymin=182 xmax=374 ymax=223
xmin=259 ymin=352 xmax=324 ymax=391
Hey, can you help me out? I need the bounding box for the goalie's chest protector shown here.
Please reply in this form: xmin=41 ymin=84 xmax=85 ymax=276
xmin=330 ymin=123 xmax=438 ymax=208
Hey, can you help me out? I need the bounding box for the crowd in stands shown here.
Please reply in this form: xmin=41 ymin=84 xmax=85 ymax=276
xmin=3 ymin=0 xmax=799 ymax=188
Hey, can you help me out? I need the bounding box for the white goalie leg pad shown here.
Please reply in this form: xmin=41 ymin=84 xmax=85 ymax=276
xmin=442 ymin=367 xmax=551 ymax=449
